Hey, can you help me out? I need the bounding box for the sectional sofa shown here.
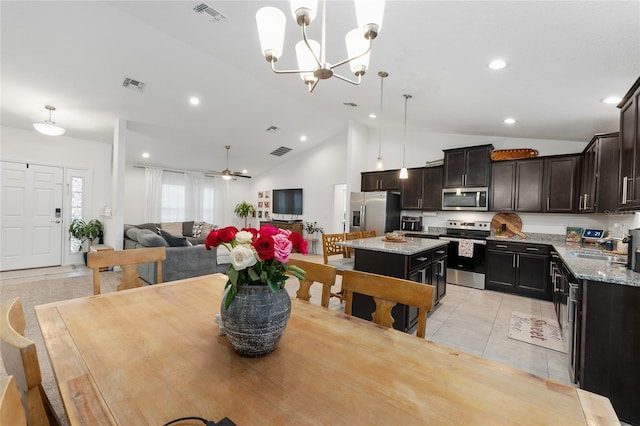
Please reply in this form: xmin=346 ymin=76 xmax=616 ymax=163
xmin=123 ymin=221 xmax=230 ymax=284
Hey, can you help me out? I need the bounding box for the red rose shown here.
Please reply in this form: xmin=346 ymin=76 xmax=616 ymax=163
xmin=204 ymin=229 xmax=221 ymax=250
xmin=259 ymin=225 xmax=278 ymax=238
xmin=288 ymin=232 xmax=308 ymax=254
xmin=242 ymin=227 xmax=259 ymax=240
xmin=218 ymin=226 xmax=238 ymax=244
xmin=253 ymin=236 xmax=275 ymax=260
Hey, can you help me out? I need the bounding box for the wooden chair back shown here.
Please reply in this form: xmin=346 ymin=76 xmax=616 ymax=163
xmin=87 ymin=247 xmax=166 ymax=294
xmin=286 ymin=258 xmax=337 ymax=308
xmin=341 ymin=270 xmax=434 ymax=338
xmin=0 ymin=375 xmax=27 ymax=426
xmin=344 ymin=232 xmax=363 ymax=258
xmin=362 ymin=230 xmax=377 ymax=238
xmin=322 ymin=233 xmax=346 ymax=264
xmin=0 ymin=298 xmax=61 ymax=426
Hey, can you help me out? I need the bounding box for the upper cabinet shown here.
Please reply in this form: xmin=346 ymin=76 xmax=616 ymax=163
xmin=443 ymin=144 xmax=494 ymax=188
xmin=490 ymin=155 xmax=578 ymax=213
xmin=618 ymin=76 xmax=640 ymax=210
xmin=579 ymin=133 xmax=620 ymax=213
xmin=361 ymin=170 xmax=400 ymax=192
xmin=401 ymin=166 xmax=443 ymax=210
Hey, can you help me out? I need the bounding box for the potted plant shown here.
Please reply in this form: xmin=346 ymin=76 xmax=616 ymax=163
xmin=234 ymin=201 xmax=256 ymax=228
xmin=68 ymin=218 xmax=104 ymax=262
xmin=303 ymin=221 xmax=324 ymax=238
xmin=204 ymin=225 xmax=307 ymax=357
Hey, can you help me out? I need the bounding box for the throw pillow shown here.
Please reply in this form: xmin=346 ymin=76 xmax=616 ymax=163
xmin=138 ymin=230 xmax=170 ymax=247
xmin=201 ymin=222 xmax=216 ymax=236
xmin=160 ymin=222 xmax=183 ymax=236
xmin=125 ymin=227 xmax=142 ymax=241
xmin=182 ymin=221 xmax=195 ymax=237
xmin=159 ymin=229 xmax=191 ymax=247
xmin=192 ymin=222 xmax=204 ymax=237
xmin=136 ymin=223 xmax=160 ymax=233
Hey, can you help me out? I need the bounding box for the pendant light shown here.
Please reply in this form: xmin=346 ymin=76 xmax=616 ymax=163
xmin=375 ymin=71 xmax=388 ymax=170
xmin=33 ymin=105 xmax=66 ymax=136
xmin=399 ymin=94 xmax=412 ymax=180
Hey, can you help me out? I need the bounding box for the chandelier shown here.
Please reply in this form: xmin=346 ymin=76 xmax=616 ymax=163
xmin=256 ymin=0 xmax=385 ymax=93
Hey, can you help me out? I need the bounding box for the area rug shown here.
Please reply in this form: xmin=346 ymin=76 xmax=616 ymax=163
xmin=508 ymin=311 xmax=567 ymax=353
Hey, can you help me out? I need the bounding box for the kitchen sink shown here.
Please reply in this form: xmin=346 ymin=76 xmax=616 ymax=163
xmin=570 ymin=250 xmax=626 ymax=264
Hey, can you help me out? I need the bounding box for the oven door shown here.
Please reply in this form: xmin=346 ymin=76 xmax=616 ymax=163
xmin=440 ymin=236 xmax=487 ymax=289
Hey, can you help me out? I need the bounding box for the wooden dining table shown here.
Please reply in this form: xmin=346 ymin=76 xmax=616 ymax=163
xmin=36 ymin=273 xmax=618 ymax=425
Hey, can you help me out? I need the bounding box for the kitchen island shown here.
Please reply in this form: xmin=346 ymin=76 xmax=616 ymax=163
xmin=340 ymin=237 xmax=449 ymax=333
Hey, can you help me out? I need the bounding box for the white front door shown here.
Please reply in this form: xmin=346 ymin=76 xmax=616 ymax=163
xmin=1 ymin=161 xmax=63 ymax=271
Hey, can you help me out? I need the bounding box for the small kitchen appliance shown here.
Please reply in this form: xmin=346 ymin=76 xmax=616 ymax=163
xmin=401 ymin=216 xmax=423 ymax=232
xmin=626 ymin=228 xmax=640 ymax=272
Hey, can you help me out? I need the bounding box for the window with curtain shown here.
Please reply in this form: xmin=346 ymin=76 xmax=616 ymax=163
xmin=148 ymin=169 xmax=217 ymax=223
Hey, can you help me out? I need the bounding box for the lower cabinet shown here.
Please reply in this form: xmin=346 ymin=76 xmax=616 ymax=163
xmin=352 ymin=246 xmax=447 ymax=333
xmin=485 ymin=241 xmax=551 ymax=300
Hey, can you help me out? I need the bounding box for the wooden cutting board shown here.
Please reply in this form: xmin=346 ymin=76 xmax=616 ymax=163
xmin=491 ymin=213 xmax=526 ymax=239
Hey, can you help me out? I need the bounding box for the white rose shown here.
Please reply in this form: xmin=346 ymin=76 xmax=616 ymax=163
xmin=229 ymin=244 xmax=258 ymax=271
xmin=235 ymin=230 xmax=254 ymax=244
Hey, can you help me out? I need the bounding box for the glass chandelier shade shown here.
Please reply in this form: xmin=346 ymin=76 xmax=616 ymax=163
xmin=256 ymin=0 xmax=385 ymax=93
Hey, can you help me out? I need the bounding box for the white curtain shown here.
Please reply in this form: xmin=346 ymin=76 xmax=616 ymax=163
xmin=161 ymin=171 xmax=186 ymax=222
xmin=144 ymin=167 xmax=163 ymax=222
xmin=212 ymin=177 xmax=228 ymax=226
xmin=185 ymin=172 xmax=205 ymax=221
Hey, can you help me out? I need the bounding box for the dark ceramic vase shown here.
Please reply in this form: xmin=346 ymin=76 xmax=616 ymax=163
xmin=221 ymin=284 xmax=291 ymax=357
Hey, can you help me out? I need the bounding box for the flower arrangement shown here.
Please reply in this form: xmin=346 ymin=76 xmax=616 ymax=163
xmin=205 ymin=225 xmax=307 ymax=308
xmin=303 ymin=221 xmax=324 ymax=234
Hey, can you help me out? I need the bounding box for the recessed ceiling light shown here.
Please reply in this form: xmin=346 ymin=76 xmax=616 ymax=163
xmin=300 ymin=135 xmax=307 ymax=142
xmin=488 ymin=59 xmax=508 ymax=70
xmin=602 ymin=96 xmax=622 ymax=105
xmin=369 ymin=113 xmax=376 ymax=119
xmin=189 ymin=97 xmax=200 ymax=105
xmin=504 ymin=118 xmax=516 ymax=124
xmin=142 ymin=152 xmax=150 ymax=158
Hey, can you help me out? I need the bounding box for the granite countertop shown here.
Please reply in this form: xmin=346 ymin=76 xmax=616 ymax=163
xmin=339 ymin=236 xmax=448 ymax=256
xmin=486 ymin=235 xmax=639 ymax=287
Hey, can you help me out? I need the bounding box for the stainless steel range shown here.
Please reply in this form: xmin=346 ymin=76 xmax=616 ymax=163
xmin=439 ymin=220 xmax=491 ymax=289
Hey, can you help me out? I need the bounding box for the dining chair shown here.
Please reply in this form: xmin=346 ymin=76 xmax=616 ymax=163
xmin=0 ymin=298 xmax=61 ymax=426
xmin=87 ymin=246 xmax=167 ymax=294
xmin=341 ymin=270 xmax=434 ymax=338
xmin=286 ymin=258 xmax=337 ymax=308
xmin=0 ymin=375 xmax=27 ymax=426
xmin=322 ymin=233 xmax=356 ymax=301
xmin=344 ymin=231 xmax=363 ymax=259
xmin=362 ymin=230 xmax=377 ymax=238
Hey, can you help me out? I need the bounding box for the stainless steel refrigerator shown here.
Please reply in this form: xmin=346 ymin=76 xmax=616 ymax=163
xmin=349 ymin=191 xmax=401 ymax=236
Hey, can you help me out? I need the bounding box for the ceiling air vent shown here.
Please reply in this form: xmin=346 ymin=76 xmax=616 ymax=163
xmin=270 ymin=146 xmax=292 ymax=157
xmin=265 ymin=126 xmax=279 ymax=134
xmin=122 ymin=78 xmax=145 ymax=92
xmin=193 ymin=3 xmax=227 ymax=23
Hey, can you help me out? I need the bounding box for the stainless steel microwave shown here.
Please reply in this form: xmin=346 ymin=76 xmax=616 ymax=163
xmin=442 ymin=187 xmax=489 ymax=211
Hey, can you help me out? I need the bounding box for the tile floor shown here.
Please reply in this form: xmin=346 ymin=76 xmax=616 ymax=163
xmin=286 ymin=253 xmax=572 ymax=386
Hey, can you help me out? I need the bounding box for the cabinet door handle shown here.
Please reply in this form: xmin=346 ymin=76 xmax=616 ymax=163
xmin=438 ymin=260 xmax=445 ymax=277
xmin=579 ymin=195 xmax=584 ymax=211
xmin=513 ymin=254 xmax=516 ymax=268
xmin=526 ymin=247 xmax=539 ymax=251
xmin=496 ymin=244 xmax=508 ymax=249
xmin=516 ymin=254 xmax=520 ymax=268
xmin=622 ymin=176 xmax=628 ymax=204
xmin=436 ymin=250 xmax=446 ymax=255
xmin=546 ymin=197 xmax=550 ymax=211
xmin=416 ymin=257 xmax=429 ymax=262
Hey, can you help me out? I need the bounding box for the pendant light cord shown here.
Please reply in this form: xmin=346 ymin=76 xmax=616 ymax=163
xmin=378 ymin=75 xmax=384 ymax=159
xmin=402 ymin=94 xmax=411 ymax=168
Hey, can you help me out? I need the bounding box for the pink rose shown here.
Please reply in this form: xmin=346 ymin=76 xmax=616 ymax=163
xmin=273 ymin=234 xmax=293 ymax=263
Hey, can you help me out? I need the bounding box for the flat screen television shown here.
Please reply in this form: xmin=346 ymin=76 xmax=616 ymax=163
xmin=272 ymin=188 xmax=303 ymax=215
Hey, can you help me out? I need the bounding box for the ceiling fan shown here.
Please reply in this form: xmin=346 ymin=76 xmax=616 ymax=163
xmin=207 ymin=145 xmax=251 ymax=180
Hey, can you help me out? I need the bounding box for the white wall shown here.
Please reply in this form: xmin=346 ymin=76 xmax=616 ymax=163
xmin=250 ymin=128 xmax=349 ymax=234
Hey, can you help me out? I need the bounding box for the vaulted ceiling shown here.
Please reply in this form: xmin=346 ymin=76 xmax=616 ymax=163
xmin=2 ymin=1 xmax=639 ymax=177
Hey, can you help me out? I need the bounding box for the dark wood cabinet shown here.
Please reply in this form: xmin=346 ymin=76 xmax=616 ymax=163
xmin=361 ymin=170 xmax=400 ymax=191
xmin=485 ymin=241 xmax=551 ymax=300
xmin=580 ymin=280 xmax=640 ymax=424
xmin=490 ymin=156 xmax=577 ymax=213
xmin=618 ymin=76 xmax=640 ymax=209
xmin=544 ymin=155 xmax=579 ymax=213
xmin=443 ymin=144 xmax=493 ymax=188
xmin=490 ymin=159 xmax=544 ymax=212
xmin=579 ymin=133 xmax=620 ymax=213
xmin=401 ymin=166 xmax=443 ymax=210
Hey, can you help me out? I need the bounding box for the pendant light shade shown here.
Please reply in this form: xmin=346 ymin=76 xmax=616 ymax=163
xmin=376 ymin=71 xmax=388 ymax=171
xmin=33 ymin=105 xmax=65 ymax=136
xmin=256 ymin=7 xmax=287 ymax=62
xmin=399 ymin=94 xmax=412 ymax=180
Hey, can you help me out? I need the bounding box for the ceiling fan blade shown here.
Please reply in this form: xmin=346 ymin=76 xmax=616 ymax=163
xmin=230 ymin=171 xmax=251 ymax=179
